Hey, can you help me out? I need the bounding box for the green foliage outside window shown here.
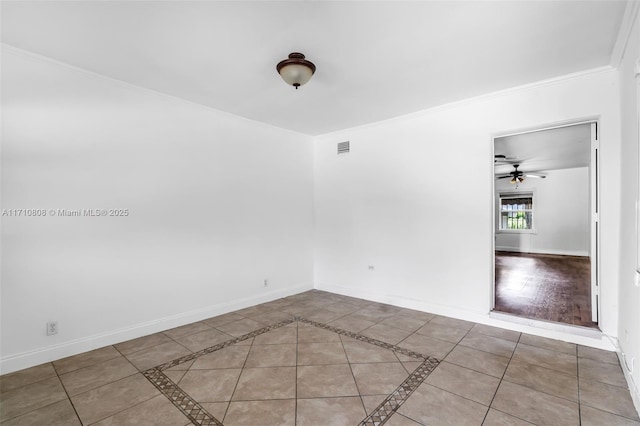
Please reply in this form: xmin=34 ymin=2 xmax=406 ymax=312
xmin=499 ymin=195 xmax=533 ymax=231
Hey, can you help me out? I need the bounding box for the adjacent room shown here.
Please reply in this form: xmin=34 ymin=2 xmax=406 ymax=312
xmin=493 ymin=123 xmax=597 ymax=328
xmin=1 ymin=1 xmax=640 ymax=425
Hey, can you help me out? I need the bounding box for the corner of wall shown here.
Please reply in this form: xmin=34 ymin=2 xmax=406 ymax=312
xmin=619 ymin=350 xmax=640 ymax=418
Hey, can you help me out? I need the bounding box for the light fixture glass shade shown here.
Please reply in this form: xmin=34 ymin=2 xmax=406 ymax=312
xmin=279 ymin=64 xmax=314 ymax=87
xmin=277 ymin=52 xmax=316 ymax=89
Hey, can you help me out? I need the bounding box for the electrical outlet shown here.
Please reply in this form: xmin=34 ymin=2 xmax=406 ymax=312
xmin=368 ymin=265 xmax=375 ymax=271
xmin=264 ymin=279 xmax=268 ymax=287
xmin=46 ymin=321 xmax=58 ymax=336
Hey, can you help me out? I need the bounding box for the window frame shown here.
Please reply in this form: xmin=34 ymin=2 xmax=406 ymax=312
xmin=496 ymin=190 xmax=536 ymax=234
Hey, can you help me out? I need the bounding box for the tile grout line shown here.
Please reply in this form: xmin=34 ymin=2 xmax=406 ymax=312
xmin=73 ymin=345 xmax=161 ymax=424
xmin=489 ymin=335 xmax=596 ymax=425
xmin=400 ymin=319 xmax=490 ymax=422
xmin=498 ymin=375 xmax=580 ymax=406
xmin=78 ymin=368 xmax=161 ymax=425
xmin=501 ymin=344 xmax=618 ymax=405
xmin=3 ymin=347 xmax=141 ymax=425
xmin=481 ymin=340 xmax=638 ymax=422
xmin=84 ymin=392 xmax=170 ymax=425
xmin=0 ymin=378 xmax=81 ymax=426
xmin=63 ymin=345 xmax=138 ymax=426
xmin=52 ymin=350 xmax=123 ymax=376
xmin=578 ymin=404 xmax=640 ymax=422
xmin=223 ymin=323 xmax=258 ymax=424
xmin=480 ymin=329 xmax=522 ymax=425
xmin=577 ymin=343 xmax=583 ymax=426
xmin=117 ymin=337 xmax=171 ymax=359
xmin=338 ymin=331 xmax=368 ymax=419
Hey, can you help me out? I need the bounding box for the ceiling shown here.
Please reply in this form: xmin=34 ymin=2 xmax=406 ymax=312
xmin=1 ymin=1 xmax=628 ymax=136
xmin=494 ymin=123 xmax=592 ymax=176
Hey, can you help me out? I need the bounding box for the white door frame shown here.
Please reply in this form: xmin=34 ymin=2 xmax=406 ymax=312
xmin=490 ymin=119 xmax=601 ymax=326
xmin=635 ymin=59 xmax=640 ymax=281
xmin=590 ymin=122 xmax=600 ymax=323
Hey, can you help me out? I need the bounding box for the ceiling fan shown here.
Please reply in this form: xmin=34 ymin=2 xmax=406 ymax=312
xmin=494 ymin=154 xmax=518 ymax=164
xmin=496 ymin=164 xmax=546 ymax=184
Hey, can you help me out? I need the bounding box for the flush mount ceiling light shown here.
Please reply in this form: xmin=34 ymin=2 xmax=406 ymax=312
xmin=276 ymin=52 xmax=316 ymax=89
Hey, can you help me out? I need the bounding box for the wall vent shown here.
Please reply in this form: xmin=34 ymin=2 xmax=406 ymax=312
xmin=337 ymin=141 xmax=350 ymax=154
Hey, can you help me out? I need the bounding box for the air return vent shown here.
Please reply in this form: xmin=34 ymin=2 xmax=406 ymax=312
xmin=337 ymin=141 xmax=350 ymax=154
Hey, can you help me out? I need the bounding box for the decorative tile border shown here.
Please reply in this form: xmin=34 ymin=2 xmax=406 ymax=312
xmin=145 ymin=368 xmax=222 ymax=426
xmin=155 ymin=318 xmax=298 ymax=371
xmin=144 ymin=317 xmax=439 ymax=425
xmin=143 ymin=318 xmax=298 ymax=426
xmin=297 ymin=317 xmax=433 ymax=360
xmin=359 ymin=358 xmax=439 ymax=426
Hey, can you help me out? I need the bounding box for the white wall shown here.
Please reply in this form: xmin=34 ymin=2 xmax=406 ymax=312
xmin=314 ymin=68 xmax=620 ymax=339
xmin=1 ymin=41 xmax=630 ymax=377
xmin=495 ymin=167 xmax=590 ymax=256
xmin=0 ymin=46 xmax=315 ymax=373
xmin=616 ymin=4 xmax=640 ymax=412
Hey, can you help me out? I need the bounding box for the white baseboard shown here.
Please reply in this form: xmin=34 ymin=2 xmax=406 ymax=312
xmin=314 ymin=282 xmax=615 ymax=350
xmin=495 ymin=247 xmax=589 ymax=257
xmin=488 ymin=311 xmax=603 ymax=339
xmin=619 ymin=350 xmax=640 ymax=418
xmin=0 ymin=282 xmax=313 ymax=374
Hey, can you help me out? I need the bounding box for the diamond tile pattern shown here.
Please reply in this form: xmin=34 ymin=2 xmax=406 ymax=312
xmin=1 ymin=290 xmax=638 ymax=425
xmin=144 ymin=317 xmax=437 ymax=424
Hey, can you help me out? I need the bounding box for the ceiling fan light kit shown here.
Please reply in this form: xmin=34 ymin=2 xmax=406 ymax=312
xmin=276 ymin=52 xmax=316 ymax=89
xmin=497 ymin=164 xmax=546 ymax=185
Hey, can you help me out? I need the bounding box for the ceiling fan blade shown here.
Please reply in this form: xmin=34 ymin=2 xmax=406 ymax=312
xmin=525 ymin=173 xmax=546 ymax=179
xmin=495 ymin=175 xmax=513 ymax=180
xmin=494 ymin=154 xmax=520 ymax=164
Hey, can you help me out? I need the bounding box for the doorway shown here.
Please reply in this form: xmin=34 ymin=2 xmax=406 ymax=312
xmin=492 ymin=121 xmax=599 ymax=328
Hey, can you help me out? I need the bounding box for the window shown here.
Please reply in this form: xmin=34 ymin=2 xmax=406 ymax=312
xmin=499 ymin=192 xmax=534 ymax=232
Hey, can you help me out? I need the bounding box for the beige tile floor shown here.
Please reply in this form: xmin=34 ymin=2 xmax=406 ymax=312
xmin=1 ymin=290 xmax=639 ymax=425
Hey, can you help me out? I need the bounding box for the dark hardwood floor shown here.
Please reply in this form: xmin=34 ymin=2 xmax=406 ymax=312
xmin=494 ymin=251 xmax=597 ymax=328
